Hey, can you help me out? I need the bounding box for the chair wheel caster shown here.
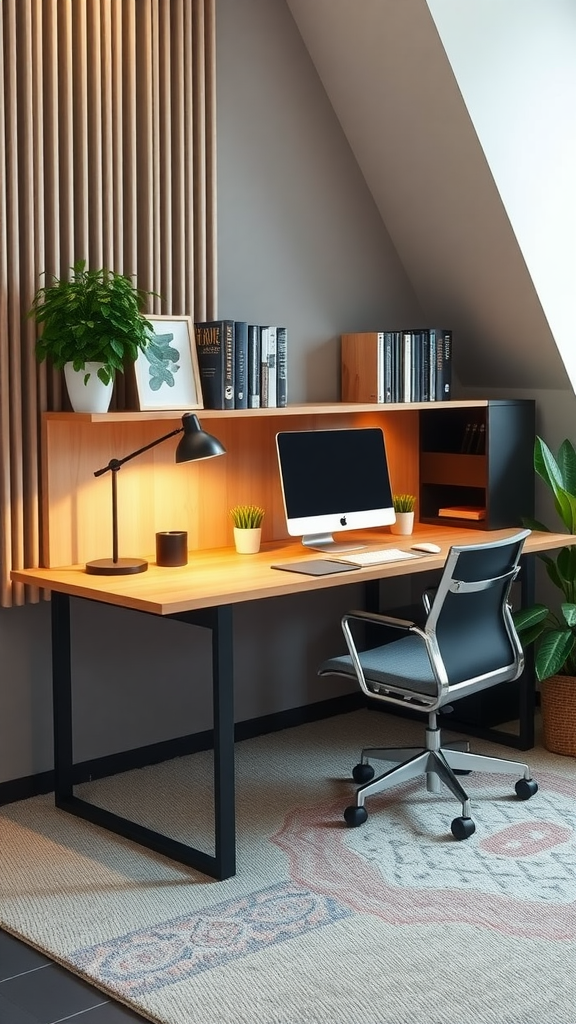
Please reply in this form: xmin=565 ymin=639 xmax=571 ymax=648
xmin=515 ymin=778 xmax=538 ymax=800
xmin=344 ymin=805 xmax=368 ymax=827
xmin=451 ymin=816 xmax=476 ymax=840
xmin=352 ymin=762 xmax=374 ymax=784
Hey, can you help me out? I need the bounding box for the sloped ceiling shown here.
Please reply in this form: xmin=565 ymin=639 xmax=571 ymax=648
xmin=285 ymin=0 xmax=570 ymax=391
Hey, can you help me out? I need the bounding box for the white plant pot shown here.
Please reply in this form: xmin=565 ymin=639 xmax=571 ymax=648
xmin=390 ymin=511 xmax=414 ymax=536
xmin=64 ymin=362 xmax=113 ymax=413
xmin=234 ymin=527 xmax=262 ymax=554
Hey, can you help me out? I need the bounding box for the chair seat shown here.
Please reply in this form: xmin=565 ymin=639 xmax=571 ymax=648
xmin=320 ymin=635 xmax=438 ymax=697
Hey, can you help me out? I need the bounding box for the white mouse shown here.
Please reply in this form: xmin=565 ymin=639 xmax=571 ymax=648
xmin=411 ymin=542 xmax=442 ymax=554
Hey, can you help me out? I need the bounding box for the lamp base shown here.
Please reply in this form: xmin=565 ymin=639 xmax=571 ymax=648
xmin=85 ymin=557 xmax=148 ymax=576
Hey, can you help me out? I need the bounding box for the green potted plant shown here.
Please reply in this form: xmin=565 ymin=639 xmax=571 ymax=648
xmin=513 ymin=436 xmax=576 ymax=755
xmin=29 ymin=259 xmax=155 ymax=411
xmin=229 ymin=504 xmax=265 ymax=554
xmin=391 ymin=493 xmax=416 ymax=536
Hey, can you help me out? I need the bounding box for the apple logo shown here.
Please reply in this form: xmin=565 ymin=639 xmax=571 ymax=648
xmin=340 ymin=515 xmax=347 ymax=526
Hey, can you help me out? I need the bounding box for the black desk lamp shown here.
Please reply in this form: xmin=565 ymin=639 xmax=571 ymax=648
xmin=86 ymin=413 xmax=226 ymax=576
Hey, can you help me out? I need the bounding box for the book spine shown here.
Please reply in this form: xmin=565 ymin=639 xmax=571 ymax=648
xmin=223 ymin=320 xmax=235 ymax=410
xmin=383 ymin=332 xmax=393 ymax=403
xmin=234 ymin=321 xmax=248 ymax=409
xmin=436 ymin=329 xmax=452 ymax=401
xmin=428 ymin=329 xmax=437 ymax=401
xmin=376 ymin=333 xmax=384 ymax=403
xmin=276 ymin=326 xmax=287 ymax=407
xmin=267 ymin=326 xmax=277 ymax=408
xmin=416 ymin=331 xmax=426 ymax=403
xmin=194 ymin=321 xmax=226 ymax=409
xmin=391 ymin=331 xmax=401 ymax=402
xmin=411 ymin=330 xmax=422 ymax=403
xmin=248 ymin=324 xmax=261 ymax=409
xmin=260 ymin=327 xmax=270 ymax=408
xmin=402 ymin=331 xmax=412 ymax=402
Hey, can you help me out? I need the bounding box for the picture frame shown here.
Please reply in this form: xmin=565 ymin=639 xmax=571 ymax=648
xmin=134 ymin=315 xmax=203 ymax=411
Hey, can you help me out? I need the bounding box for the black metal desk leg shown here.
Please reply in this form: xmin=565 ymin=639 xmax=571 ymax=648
xmin=211 ymin=605 xmax=236 ymax=879
xmin=51 ymin=591 xmax=74 ymax=802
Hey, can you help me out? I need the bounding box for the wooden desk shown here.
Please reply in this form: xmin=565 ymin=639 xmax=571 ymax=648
xmin=11 ymin=526 xmax=572 ymax=880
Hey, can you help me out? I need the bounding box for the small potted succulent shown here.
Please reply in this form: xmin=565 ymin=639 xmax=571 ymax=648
xmin=229 ymin=504 xmax=265 ymax=554
xmin=391 ymin=493 xmax=416 ymax=535
xmin=29 ymin=259 xmax=155 ymax=412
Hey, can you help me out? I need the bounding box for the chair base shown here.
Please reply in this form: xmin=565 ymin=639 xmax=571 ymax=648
xmin=345 ymin=721 xmax=538 ymax=839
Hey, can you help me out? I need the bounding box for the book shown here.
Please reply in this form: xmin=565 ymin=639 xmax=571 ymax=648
xmin=194 ymin=319 xmax=235 ymax=410
xmin=382 ymin=332 xmax=394 ymax=403
xmin=438 ymin=505 xmax=486 ymax=520
xmin=434 ymin=328 xmax=452 ymax=401
xmin=267 ymin=326 xmax=277 ymax=407
xmin=233 ymin=321 xmax=248 ymax=409
xmin=402 ymin=330 xmax=412 ymax=402
xmin=276 ymin=326 xmax=288 ymax=407
xmin=341 ymin=332 xmax=385 ymax=403
xmin=248 ymin=324 xmax=261 ymax=408
xmin=260 ymin=326 xmax=270 ymax=407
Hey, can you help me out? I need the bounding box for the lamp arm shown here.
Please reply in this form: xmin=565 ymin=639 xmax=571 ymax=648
xmin=93 ymin=426 xmax=183 ymax=477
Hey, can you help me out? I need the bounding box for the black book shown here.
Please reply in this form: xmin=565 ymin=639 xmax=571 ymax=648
xmin=248 ymin=324 xmax=261 ymax=409
xmin=193 ymin=320 xmax=235 ymax=410
xmin=276 ymin=326 xmax=288 ymax=407
xmin=434 ymin=328 xmax=452 ymax=401
xmin=234 ymin=321 xmax=248 ymax=409
xmin=382 ymin=331 xmax=394 ymax=403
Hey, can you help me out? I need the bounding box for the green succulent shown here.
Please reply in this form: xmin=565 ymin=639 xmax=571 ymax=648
xmin=229 ymin=504 xmax=265 ymax=529
xmin=392 ymin=493 xmax=416 ymax=513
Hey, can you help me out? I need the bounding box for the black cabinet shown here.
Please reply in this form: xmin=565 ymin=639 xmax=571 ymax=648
xmin=419 ymin=399 xmax=535 ymax=529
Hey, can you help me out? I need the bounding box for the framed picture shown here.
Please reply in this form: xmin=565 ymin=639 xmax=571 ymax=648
xmin=134 ymin=315 xmax=203 ymax=411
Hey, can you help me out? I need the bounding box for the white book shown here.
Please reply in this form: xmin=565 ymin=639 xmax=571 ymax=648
xmin=267 ymin=326 xmax=277 ymax=408
xmin=260 ymin=327 xmax=270 ymax=407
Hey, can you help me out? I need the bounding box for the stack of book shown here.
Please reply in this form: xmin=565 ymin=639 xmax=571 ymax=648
xmin=341 ymin=328 xmax=452 ymax=404
xmin=194 ymin=321 xmax=288 ymax=410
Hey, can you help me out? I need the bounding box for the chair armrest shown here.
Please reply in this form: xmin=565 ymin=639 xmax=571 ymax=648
xmin=342 ymin=609 xmax=418 ymax=633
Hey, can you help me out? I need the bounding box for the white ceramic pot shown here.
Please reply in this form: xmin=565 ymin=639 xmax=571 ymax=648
xmin=234 ymin=527 xmax=261 ymax=554
xmin=64 ymin=362 xmax=113 ymax=413
xmin=390 ymin=511 xmax=414 ymax=536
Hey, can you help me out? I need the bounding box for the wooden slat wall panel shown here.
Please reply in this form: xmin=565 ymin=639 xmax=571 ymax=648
xmin=0 ymin=0 xmax=216 ymax=606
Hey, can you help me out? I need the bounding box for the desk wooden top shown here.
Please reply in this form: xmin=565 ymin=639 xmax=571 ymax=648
xmin=11 ymin=527 xmax=573 ymax=617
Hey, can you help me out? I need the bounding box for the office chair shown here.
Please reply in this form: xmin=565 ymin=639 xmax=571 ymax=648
xmin=318 ymin=530 xmax=538 ymax=840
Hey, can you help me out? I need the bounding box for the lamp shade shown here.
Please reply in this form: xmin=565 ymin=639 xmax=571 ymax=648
xmin=175 ymin=413 xmax=226 ymax=463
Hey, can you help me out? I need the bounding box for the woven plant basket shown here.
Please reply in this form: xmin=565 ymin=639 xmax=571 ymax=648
xmin=540 ymin=674 xmax=576 ymax=756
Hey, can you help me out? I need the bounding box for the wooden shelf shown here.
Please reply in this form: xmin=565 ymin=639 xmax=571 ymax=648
xmin=40 ymin=399 xmax=531 ymax=568
xmin=43 ymin=399 xmax=490 ymax=423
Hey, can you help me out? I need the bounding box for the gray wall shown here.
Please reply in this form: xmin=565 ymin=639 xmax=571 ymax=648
xmin=1 ymin=0 xmax=575 ymax=786
xmin=0 ymin=0 xmax=418 ymax=785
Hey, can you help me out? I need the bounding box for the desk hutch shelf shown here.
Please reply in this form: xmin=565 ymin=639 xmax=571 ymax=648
xmin=41 ymin=399 xmax=534 ymax=568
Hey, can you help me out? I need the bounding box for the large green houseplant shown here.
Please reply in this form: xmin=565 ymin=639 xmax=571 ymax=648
xmin=29 ymin=259 xmax=154 ymax=389
xmin=513 ymin=436 xmax=576 ymax=755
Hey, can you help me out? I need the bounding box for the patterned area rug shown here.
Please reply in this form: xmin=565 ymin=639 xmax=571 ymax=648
xmin=1 ymin=710 xmax=575 ymax=1024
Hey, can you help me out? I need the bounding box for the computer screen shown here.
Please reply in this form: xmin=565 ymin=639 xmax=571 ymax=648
xmin=276 ymin=427 xmax=395 ymax=552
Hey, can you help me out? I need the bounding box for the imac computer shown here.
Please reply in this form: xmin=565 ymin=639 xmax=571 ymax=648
xmin=276 ymin=427 xmax=395 ymax=552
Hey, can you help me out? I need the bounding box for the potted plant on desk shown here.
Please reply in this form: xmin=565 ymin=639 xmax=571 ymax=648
xmin=230 ymin=504 xmax=265 ymax=554
xmin=29 ymin=259 xmax=155 ymax=412
xmin=513 ymin=436 xmax=576 ymax=755
xmin=390 ymin=493 xmax=416 ymax=536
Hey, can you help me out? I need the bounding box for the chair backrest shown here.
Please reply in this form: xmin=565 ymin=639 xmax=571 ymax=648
xmin=424 ymin=530 xmax=530 ymax=693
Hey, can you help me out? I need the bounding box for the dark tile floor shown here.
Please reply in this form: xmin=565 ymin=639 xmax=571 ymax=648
xmin=0 ymin=929 xmax=149 ymax=1023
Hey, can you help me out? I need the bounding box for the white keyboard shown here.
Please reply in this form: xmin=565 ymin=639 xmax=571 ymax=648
xmin=335 ymin=547 xmax=419 ymax=566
